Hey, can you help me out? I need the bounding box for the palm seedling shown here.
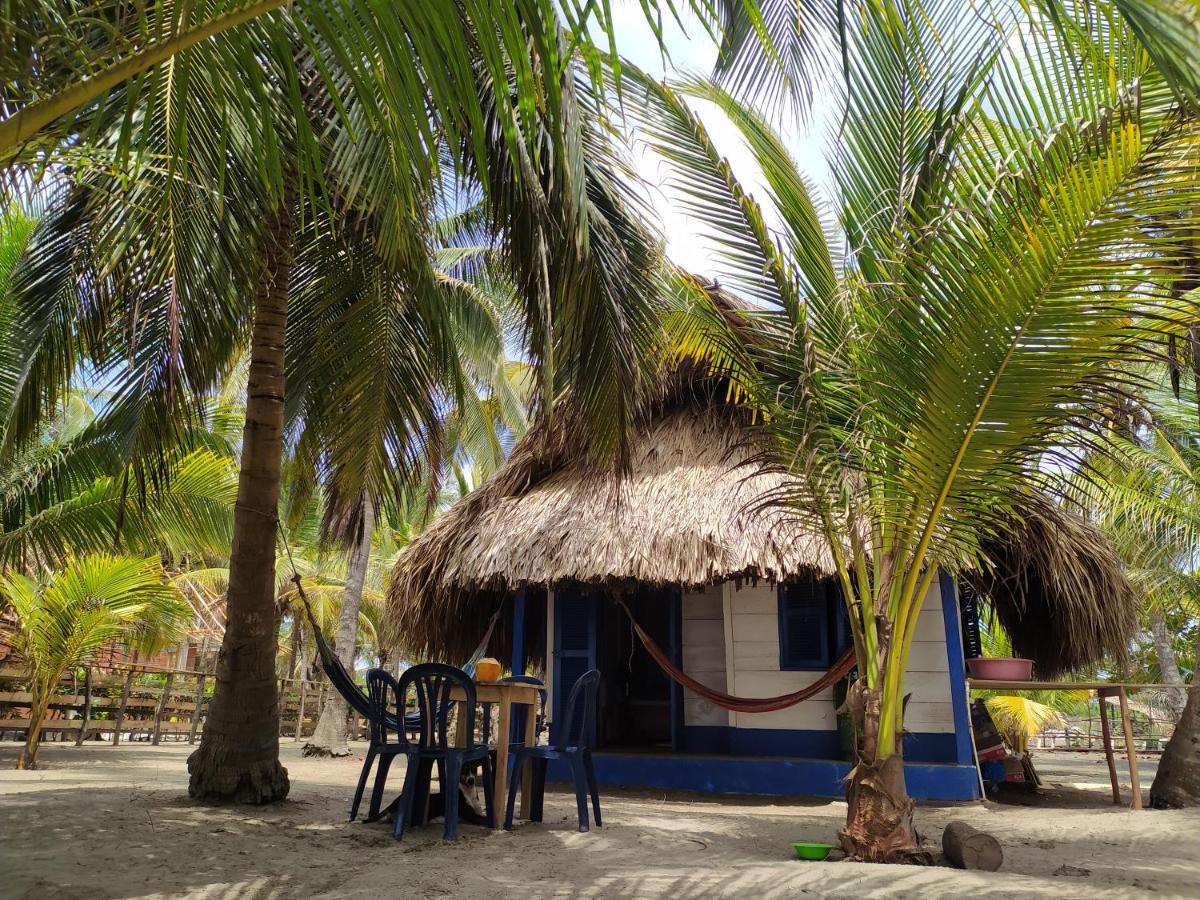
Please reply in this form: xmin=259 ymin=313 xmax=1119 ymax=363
xmin=1 ymin=553 xmax=190 ymax=768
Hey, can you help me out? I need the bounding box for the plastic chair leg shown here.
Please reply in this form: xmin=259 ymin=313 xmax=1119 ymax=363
xmin=366 ymin=752 xmax=394 ymax=822
xmin=504 ymin=749 xmax=530 ymax=830
xmin=411 ymin=758 xmax=434 ymax=826
xmin=531 ymin=758 xmax=547 ymax=823
xmin=583 ymin=750 xmax=601 ymax=827
xmin=349 ymin=748 xmax=376 ymax=822
xmin=393 ymin=756 xmax=420 ymax=841
xmin=443 ymin=756 xmax=463 ymax=842
xmin=568 ymin=754 xmax=590 ymax=833
xmin=480 ymin=755 xmax=496 ymax=828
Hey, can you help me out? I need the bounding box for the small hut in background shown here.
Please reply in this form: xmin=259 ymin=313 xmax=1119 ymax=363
xmin=387 ymin=287 xmax=1136 ymax=801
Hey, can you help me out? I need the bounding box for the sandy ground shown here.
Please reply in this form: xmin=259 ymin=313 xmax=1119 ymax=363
xmin=1 ymin=741 xmax=1196 ymax=899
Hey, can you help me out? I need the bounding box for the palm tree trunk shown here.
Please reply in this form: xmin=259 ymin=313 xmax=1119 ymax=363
xmin=187 ymin=204 xmax=292 ymax=803
xmin=1149 ymin=608 xmax=1187 ymax=719
xmin=16 ymin=688 xmax=50 ymax=770
xmin=839 ymin=678 xmax=931 ymax=863
xmin=287 ymin=616 xmax=300 ymax=680
xmin=304 ymin=498 xmax=374 ymax=757
xmin=1150 ymin=628 xmax=1200 ymax=808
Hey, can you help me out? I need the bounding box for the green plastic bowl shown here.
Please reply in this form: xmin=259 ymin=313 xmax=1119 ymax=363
xmin=792 ymin=842 xmax=834 ymax=861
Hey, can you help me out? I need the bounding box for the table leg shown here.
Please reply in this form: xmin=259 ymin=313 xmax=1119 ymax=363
xmin=492 ymin=699 xmax=511 ymax=829
xmin=520 ymin=698 xmax=536 ymax=819
xmin=1098 ymin=689 xmax=1121 ymax=805
xmin=1117 ymin=687 xmax=1143 ymax=810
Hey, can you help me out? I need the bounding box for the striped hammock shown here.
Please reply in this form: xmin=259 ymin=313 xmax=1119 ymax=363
xmin=615 ymin=597 xmax=856 ymax=714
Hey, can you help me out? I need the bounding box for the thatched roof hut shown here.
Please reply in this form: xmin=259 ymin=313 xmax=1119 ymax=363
xmin=387 ymin=297 xmax=1136 ymax=680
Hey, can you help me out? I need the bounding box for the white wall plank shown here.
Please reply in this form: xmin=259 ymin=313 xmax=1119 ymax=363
xmin=682 ymin=586 xmax=729 ymax=727
xmin=723 ymin=576 xmax=955 ymax=732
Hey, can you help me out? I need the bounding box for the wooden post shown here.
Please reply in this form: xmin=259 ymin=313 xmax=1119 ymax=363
xmin=74 ymin=667 xmax=93 ymax=746
xmin=1097 ymin=688 xmax=1121 ymax=805
xmin=189 ymin=674 xmax=206 ymax=744
xmin=112 ymin=670 xmax=135 ymax=746
xmin=293 ymin=678 xmax=307 ymax=741
xmin=152 ymin=672 xmax=174 ymax=745
xmin=1117 ymin=687 xmax=1143 ymax=810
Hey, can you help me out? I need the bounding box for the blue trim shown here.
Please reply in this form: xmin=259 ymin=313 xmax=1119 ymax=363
xmin=684 ymin=725 xmax=959 ymax=764
xmin=939 ymin=571 xmax=976 ymax=766
xmin=511 ymin=589 xmax=526 ymax=676
xmin=511 ymin=592 xmax=525 ymax=676
xmin=547 ymin=753 xmax=981 ymax=802
xmin=669 ymin=589 xmax=684 ymax=752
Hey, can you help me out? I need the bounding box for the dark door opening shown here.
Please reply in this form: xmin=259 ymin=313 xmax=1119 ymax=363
xmin=597 ymin=587 xmax=680 ymax=751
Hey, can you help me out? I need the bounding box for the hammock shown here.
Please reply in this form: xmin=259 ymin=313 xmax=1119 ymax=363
xmin=615 ymin=597 xmax=856 ymax=714
xmin=293 ymin=573 xmax=502 ymax=728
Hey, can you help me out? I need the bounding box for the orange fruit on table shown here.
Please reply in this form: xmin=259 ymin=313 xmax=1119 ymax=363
xmin=474 ymin=658 xmax=502 ymax=682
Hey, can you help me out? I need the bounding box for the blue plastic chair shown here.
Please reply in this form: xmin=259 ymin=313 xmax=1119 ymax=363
xmin=504 ymin=669 xmax=601 ymax=832
xmin=393 ymin=663 xmax=494 ymax=841
xmin=349 ymin=669 xmax=409 ymax=823
xmin=482 ymin=674 xmax=547 ymax=751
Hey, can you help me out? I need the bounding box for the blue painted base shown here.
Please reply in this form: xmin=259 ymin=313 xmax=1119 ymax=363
xmin=547 ymin=752 xmax=981 ymax=802
xmin=683 ymin=725 xmax=960 ymax=764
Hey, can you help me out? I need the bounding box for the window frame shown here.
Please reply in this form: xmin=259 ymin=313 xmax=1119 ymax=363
xmin=776 ymin=576 xmax=850 ymax=671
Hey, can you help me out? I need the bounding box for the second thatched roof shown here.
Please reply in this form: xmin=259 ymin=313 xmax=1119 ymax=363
xmin=387 ymin=290 xmax=1137 ymax=678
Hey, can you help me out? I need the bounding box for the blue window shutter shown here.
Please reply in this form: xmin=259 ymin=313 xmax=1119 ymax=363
xmin=832 ymin=580 xmax=853 ymax=657
xmin=553 ymin=585 xmax=597 ymax=743
xmin=778 ymin=576 xmax=831 ymax=670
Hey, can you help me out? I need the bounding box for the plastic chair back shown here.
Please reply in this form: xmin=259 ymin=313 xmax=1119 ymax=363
xmin=365 ymin=669 xmax=404 ymax=746
xmin=559 ymin=669 xmax=600 ymax=749
xmin=499 ymin=674 xmax=546 ymax=744
xmin=399 ymin=662 xmax=476 ymax=751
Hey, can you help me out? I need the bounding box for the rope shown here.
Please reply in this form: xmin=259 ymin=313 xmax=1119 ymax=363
xmin=615 ymin=597 xmax=856 ymax=714
xmin=279 ymin=524 xmax=501 ymax=672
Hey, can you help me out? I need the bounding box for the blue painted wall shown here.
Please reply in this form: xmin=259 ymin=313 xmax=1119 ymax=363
xmin=547 ymin=753 xmax=981 ymax=802
xmin=683 ymin=725 xmax=962 ymax=764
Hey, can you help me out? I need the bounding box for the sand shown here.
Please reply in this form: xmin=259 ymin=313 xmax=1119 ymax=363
xmin=1 ymin=741 xmax=1196 ymax=899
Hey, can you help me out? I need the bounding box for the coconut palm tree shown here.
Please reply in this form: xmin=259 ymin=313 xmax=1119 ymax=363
xmin=623 ymin=0 xmax=1200 ymax=858
xmin=3 ymin=1 xmax=682 ymax=803
xmin=1083 ymin=393 xmax=1200 ymax=807
xmin=1 ymin=552 xmax=190 ymax=769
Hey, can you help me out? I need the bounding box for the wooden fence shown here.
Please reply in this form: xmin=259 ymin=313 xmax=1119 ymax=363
xmin=0 ymin=664 xmax=332 ymax=746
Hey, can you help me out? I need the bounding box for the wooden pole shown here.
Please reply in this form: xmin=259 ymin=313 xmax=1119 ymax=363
xmin=293 ymin=678 xmax=307 ymax=741
xmin=1097 ymin=689 xmax=1121 ymax=805
xmin=74 ymin=667 xmax=92 ymax=746
xmin=112 ymin=670 xmax=135 ymax=746
xmin=1117 ymin=687 xmax=1143 ymax=810
xmin=152 ymin=672 xmax=174 ymax=745
xmin=189 ymin=674 xmax=206 ymax=744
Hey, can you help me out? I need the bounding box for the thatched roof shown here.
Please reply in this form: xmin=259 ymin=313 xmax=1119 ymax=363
xmin=969 ymin=492 xmax=1137 ymax=679
xmin=387 ymin=293 xmax=1137 ymax=678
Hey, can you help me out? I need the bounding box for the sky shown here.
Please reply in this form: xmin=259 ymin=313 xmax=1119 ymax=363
xmin=605 ymin=2 xmax=839 ymax=278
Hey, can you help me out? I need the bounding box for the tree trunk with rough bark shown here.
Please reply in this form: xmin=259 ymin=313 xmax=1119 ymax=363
xmin=16 ymin=689 xmax=50 ymax=769
xmin=1149 ymin=608 xmax=1187 ymax=720
xmin=187 ymin=205 xmax=292 ymax=804
xmin=304 ymin=499 xmax=374 ymax=757
xmin=839 ymin=679 xmax=933 ymax=864
xmin=1150 ymin=629 xmax=1200 ymax=808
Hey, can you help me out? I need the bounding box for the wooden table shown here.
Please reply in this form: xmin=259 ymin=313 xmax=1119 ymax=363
xmin=449 ymin=680 xmax=540 ymax=828
xmin=968 ymin=679 xmax=1144 ymax=810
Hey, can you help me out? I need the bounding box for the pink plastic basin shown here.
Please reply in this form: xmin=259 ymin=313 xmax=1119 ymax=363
xmin=967 ymin=657 xmax=1033 ymax=681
